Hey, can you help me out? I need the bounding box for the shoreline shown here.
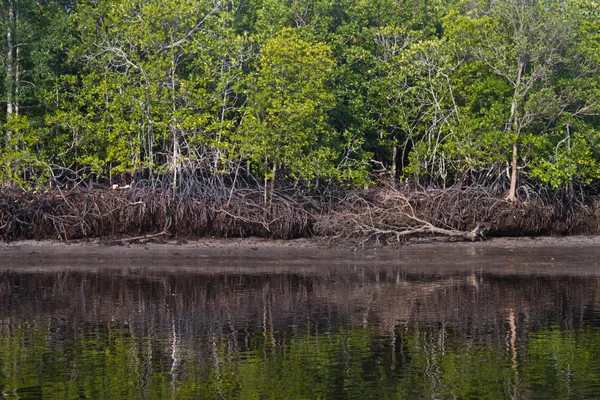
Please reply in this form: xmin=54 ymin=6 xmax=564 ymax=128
xmin=2 ymin=235 xmax=600 ymax=278
xmin=0 ymin=235 xmax=600 ymax=248
xmin=2 ymin=234 xmax=600 ymax=253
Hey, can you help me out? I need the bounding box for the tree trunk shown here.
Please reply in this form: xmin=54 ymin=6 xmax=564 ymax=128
xmin=172 ymin=131 xmax=179 ymax=194
xmin=14 ymin=3 xmax=19 ymax=117
xmin=390 ymin=144 xmax=397 ymax=188
xmin=170 ymin=57 xmax=179 ymax=195
xmin=214 ymin=60 xmax=228 ymax=176
xmin=5 ymin=0 xmax=15 ymax=144
xmin=504 ymin=61 xmax=523 ymax=202
xmin=506 ymin=141 xmax=518 ymax=202
xmin=269 ymin=164 xmax=276 ymax=210
xmin=263 ymin=154 xmax=268 ymax=205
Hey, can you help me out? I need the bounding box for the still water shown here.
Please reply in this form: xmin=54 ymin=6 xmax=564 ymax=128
xmin=1 ymin=242 xmax=600 ymax=399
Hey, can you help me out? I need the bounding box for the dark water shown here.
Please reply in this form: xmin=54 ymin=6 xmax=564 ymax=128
xmin=1 ymin=243 xmax=600 ymax=399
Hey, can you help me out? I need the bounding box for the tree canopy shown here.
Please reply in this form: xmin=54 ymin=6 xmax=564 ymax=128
xmin=0 ymin=0 xmax=598 ymax=198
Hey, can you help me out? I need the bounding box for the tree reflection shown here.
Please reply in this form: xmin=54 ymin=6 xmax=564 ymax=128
xmin=0 ymin=267 xmax=597 ymax=398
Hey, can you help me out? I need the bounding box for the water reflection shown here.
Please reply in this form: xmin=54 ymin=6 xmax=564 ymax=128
xmin=0 ymin=249 xmax=599 ymax=398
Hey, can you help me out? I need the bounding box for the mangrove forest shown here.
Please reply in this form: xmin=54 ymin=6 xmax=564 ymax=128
xmin=0 ymin=0 xmax=600 ymax=242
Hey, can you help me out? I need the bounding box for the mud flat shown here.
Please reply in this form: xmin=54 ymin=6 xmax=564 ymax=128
xmin=1 ymin=236 xmax=599 ymax=277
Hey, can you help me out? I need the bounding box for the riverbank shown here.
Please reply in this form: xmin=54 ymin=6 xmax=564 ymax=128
xmin=3 ymin=234 xmax=600 ymax=257
xmin=2 ymin=236 xmax=600 ymax=281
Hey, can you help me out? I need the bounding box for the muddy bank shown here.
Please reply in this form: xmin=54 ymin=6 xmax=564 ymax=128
xmin=4 ymin=234 xmax=600 ymax=251
xmin=2 ymin=236 xmax=600 ymax=278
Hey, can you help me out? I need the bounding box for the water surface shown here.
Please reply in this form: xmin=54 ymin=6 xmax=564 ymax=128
xmin=1 ymin=242 xmax=600 ymax=399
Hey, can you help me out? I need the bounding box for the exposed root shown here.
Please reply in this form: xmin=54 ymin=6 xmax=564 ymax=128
xmin=0 ymin=183 xmax=598 ymax=244
xmin=0 ymin=185 xmax=323 ymax=241
xmin=315 ymin=187 xmax=485 ymax=245
xmin=314 ymin=185 xmax=600 ymax=245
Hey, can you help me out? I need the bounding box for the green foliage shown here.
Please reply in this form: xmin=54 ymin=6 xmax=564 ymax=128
xmin=47 ymin=0 xmax=251 ymax=181
xmin=0 ymin=115 xmax=49 ymax=186
xmin=242 ymin=28 xmax=367 ymax=184
xmin=397 ymin=0 xmax=600 ymax=187
xmin=0 ymin=0 xmax=598 ymax=191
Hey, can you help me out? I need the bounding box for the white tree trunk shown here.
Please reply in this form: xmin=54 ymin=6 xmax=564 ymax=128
xmin=506 ymin=141 xmax=518 ymax=202
xmin=5 ymin=0 xmax=15 ymax=143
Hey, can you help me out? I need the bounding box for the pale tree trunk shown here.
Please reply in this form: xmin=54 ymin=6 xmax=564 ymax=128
xmin=14 ymin=3 xmax=19 ymax=117
xmin=5 ymin=0 xmax=15 ymax=144
xmin=14 ymin=44 xmax=19 ymax=117
xmin=269 ymin=163 xmax=276 ymax=210
xmin=263 ymin=153 xmax=268 ymax=205
xmin=214 ymin=60 xmax=228 ymax=175
xmin=506 ymin=141 xmax=518 ymax=202
xmin=170 ymin=57 xmax=179 ymax=195
xmin=505 ymin=62 xmax=524 ymax=202
xmin=390 ymin=144 xmax=397 ymax=188
xmin=263 ymin=175 xmax=268 ymax=205
xmin=172 ymin=132 xmax=179 ymax=194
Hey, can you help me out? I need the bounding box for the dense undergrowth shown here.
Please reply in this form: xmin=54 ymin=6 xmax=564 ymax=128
xmin=2 ymin=182 xmax=598 ymax=244
xmin=1 ymin=0 xmax=599 ymax=209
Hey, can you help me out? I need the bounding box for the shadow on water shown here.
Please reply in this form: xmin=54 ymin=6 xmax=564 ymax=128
xmin=0 ymin=244 xmax=600 ymax=398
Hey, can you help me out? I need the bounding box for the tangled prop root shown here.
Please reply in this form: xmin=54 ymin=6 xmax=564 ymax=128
xmin=315 ymin=186 xmax=600 ymax=245
xmin=0 ymin=186 xmax=319 ymax=241
xmin=1 ymin=184 xmax=598 ymax=243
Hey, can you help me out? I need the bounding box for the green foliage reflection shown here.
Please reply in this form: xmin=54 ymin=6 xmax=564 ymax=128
xmin=0 ymin=322 xmax=600 ymax=399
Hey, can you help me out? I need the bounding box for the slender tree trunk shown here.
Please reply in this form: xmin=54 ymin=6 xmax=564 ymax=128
xmin=5 ymin=0 xmax=15 ymax=144
xmin=506 ymin=109 xmax=520 ymax=202
xmin=172 ymin=131 xmax=179 ymax=194
xmin=170 ymin=57 xmax=178 ymax=195
xmin=14 ymin=44 xmax=19 ymax=117
xmin=263 ymin=153 xmax=268 ymax=205
xmin=391 ymin=144 xmax=397 ymax=188
xmin=269 ymin=164 xmax=276 ymax=210
xmin=504 ymin=62 xmax=523 ymax=202
xmin=263 ymin=175 xmax=268 ymax=205
xmin=14 ymin=4 xmax=19 ymax=117
xmin=214 ymin=60 xmax=228 ymax=175
xmin=506 ymin=141 xmax=518 ymax=202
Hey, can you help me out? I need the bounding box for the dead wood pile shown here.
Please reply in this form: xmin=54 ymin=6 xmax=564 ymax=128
xmin=314 ymin=186 xmax=600 ymax=245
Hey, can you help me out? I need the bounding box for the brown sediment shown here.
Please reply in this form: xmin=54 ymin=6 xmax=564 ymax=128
xmin=2 ymin=235 xmax=600 ymax=274
xmin=0 ymin=185 xmax=598 ymax=244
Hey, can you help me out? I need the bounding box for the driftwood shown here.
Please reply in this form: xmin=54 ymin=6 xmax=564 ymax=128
xmin=314 ymin=185 xmax=600 ymax=245
xmin=315 ymin=188 xmax=484 ymax=245
xmin=105 ymin=231 xmax=168 ymax=243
